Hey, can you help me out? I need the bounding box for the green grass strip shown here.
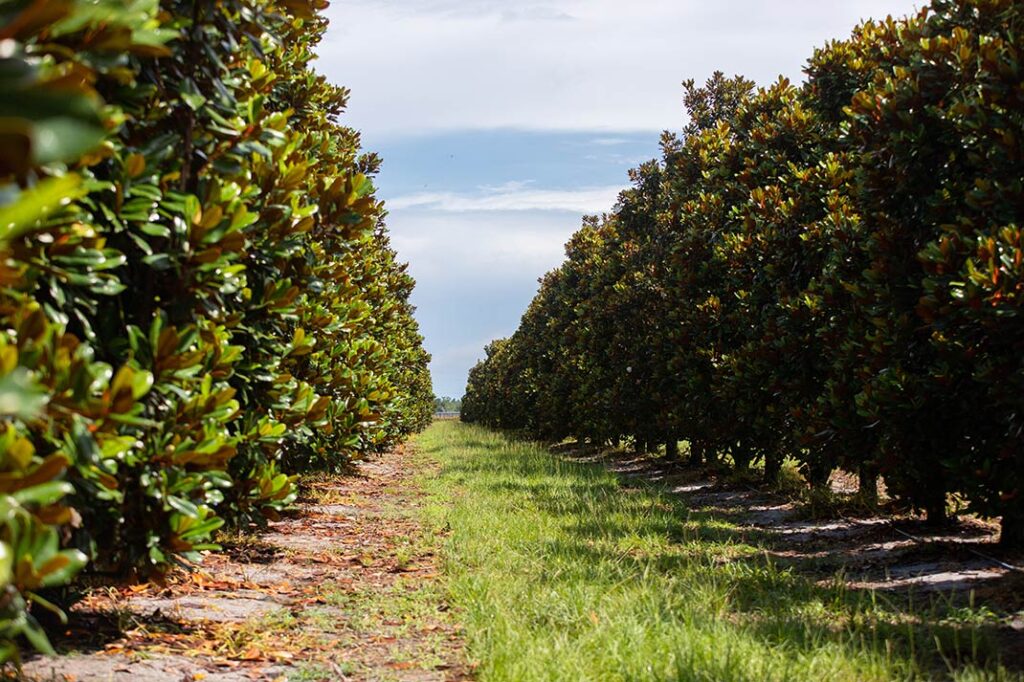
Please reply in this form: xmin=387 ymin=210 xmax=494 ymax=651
xmin=413 ymin=421 xmax=1018 ymax=682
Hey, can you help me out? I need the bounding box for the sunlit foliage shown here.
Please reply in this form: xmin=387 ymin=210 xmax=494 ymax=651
xmin=0 ymin=0 xmax=431 ymax=660
xmin=463 ymin=0 xmax=1024 ymax=547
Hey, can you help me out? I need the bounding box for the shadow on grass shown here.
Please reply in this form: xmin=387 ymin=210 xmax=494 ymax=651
xmin=439 ymin=424 xmax=1023 ymax=677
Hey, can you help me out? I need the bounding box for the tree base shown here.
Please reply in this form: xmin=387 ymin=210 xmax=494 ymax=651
xmin=1000 ymin=512 xmax=1024 ymax=549
xmin=923 ymin=500 xmax=949 ymax=527
xmin=763 ymin=454 xmax=781 ymax=485
xmin=689 ymin=442 xmax=705 ymax=467
xmin=858 ymin=467 xmax=879 ymax=506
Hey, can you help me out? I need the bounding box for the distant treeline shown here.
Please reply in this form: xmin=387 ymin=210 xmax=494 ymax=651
xmin=435 ymin=397 xmax=463 ymax=413
xmin=462 ymin=0 xmax=1024 ymax=546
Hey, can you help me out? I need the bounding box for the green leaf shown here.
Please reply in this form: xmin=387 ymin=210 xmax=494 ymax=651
xmin=12 ymin=482 xmax=73 ymax=507
xmin=31 ymin=117 xmax=106 ymax=166
xmin=0 ymin=369 xmax=48 ymax=420
xmin=167 ymin=496 xmax=199 ymax=518
xmin=38 ymin=550 xmax=87 ymax=588
xmin=180 ymin=91 xmax=207 ymax=111
xmin=0 ymin=542 xmax=11 ymax=586
xmin=20 ymin=618 xmax=54 ymax=656
xmin=0 ymin=175 xmax=85 ymax=242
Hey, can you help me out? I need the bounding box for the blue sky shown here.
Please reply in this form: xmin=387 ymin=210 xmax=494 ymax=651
xmin=317 ymin=0 xmax=921 ymax=398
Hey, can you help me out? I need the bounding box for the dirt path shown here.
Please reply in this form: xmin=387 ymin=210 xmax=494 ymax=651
xmin=20 ymin=444 xmax=467 ymax=682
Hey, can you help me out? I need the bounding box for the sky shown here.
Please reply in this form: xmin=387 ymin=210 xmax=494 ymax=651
xmin=317 ymin=0 xmax=922 ymax=399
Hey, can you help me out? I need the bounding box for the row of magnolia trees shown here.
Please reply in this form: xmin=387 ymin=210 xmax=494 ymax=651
xmin=0 ymin=0 xmax=432 ymax=660
xmin=463 ymin=0 xmax=1024 ymax=547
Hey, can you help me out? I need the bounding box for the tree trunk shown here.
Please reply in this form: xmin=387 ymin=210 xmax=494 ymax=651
xmin=805 ymin=459 xmax=832 ymax=490
xmin=689 ymin=441 xmax=704 ymax=467
xmin=732 ymin=445 xmax=753 ymax=471
xmin=858 ymin=466 xmax=878 ymax=506
xmin=763 ymin=452 xmax=781 ymax=485
xmin=1000 ymin=506 xmax=1024 ymax=548
xmin=665 ymin=439 xmax=679 ymax=461
xmin=923 ymin=495 xmax=948 ymax=527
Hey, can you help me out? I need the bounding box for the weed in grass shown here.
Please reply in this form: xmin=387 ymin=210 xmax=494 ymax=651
xmin=289 ymin=661 xmax=353 ymax=681
xmin=390 ymin=541 xmax=416 ymax=571
xmin=304 ymin=607 xmax=340 ymax=633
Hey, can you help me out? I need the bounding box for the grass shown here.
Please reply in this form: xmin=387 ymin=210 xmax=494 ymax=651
xmin=412 ymin=421 xmax=1020 ymax=682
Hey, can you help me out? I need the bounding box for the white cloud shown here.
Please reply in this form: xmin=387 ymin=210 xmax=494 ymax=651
xmin=319 ymin=0 xmax=922 ymax=136
xmin=316 ymin=0 xmax=925 ymax=395
xmin=387 ymin=207 xmax=583 ymax=396
xmin=389 ymin=208 xmax=574 ymax=281
xmin=388 ymin=185 xmax=620 ymax=213
xmin=478 ymin=180 xmax=534 ymax=193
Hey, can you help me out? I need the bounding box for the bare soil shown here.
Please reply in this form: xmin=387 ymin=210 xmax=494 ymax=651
xmin=15 ymin=446 xmax=468 ymax=682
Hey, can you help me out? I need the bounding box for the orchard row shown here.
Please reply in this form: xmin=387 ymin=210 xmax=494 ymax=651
xmin=463 ymin=0 xmax=1024 ymax=547
xmin=0 ymin=0 xmax=432 ymax=659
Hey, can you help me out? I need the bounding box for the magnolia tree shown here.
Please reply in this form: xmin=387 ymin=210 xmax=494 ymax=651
xmin=463 ymin=0 xmax=1024 ymax=546
xmin=0 ymin=0 xmax=432 ymax=659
